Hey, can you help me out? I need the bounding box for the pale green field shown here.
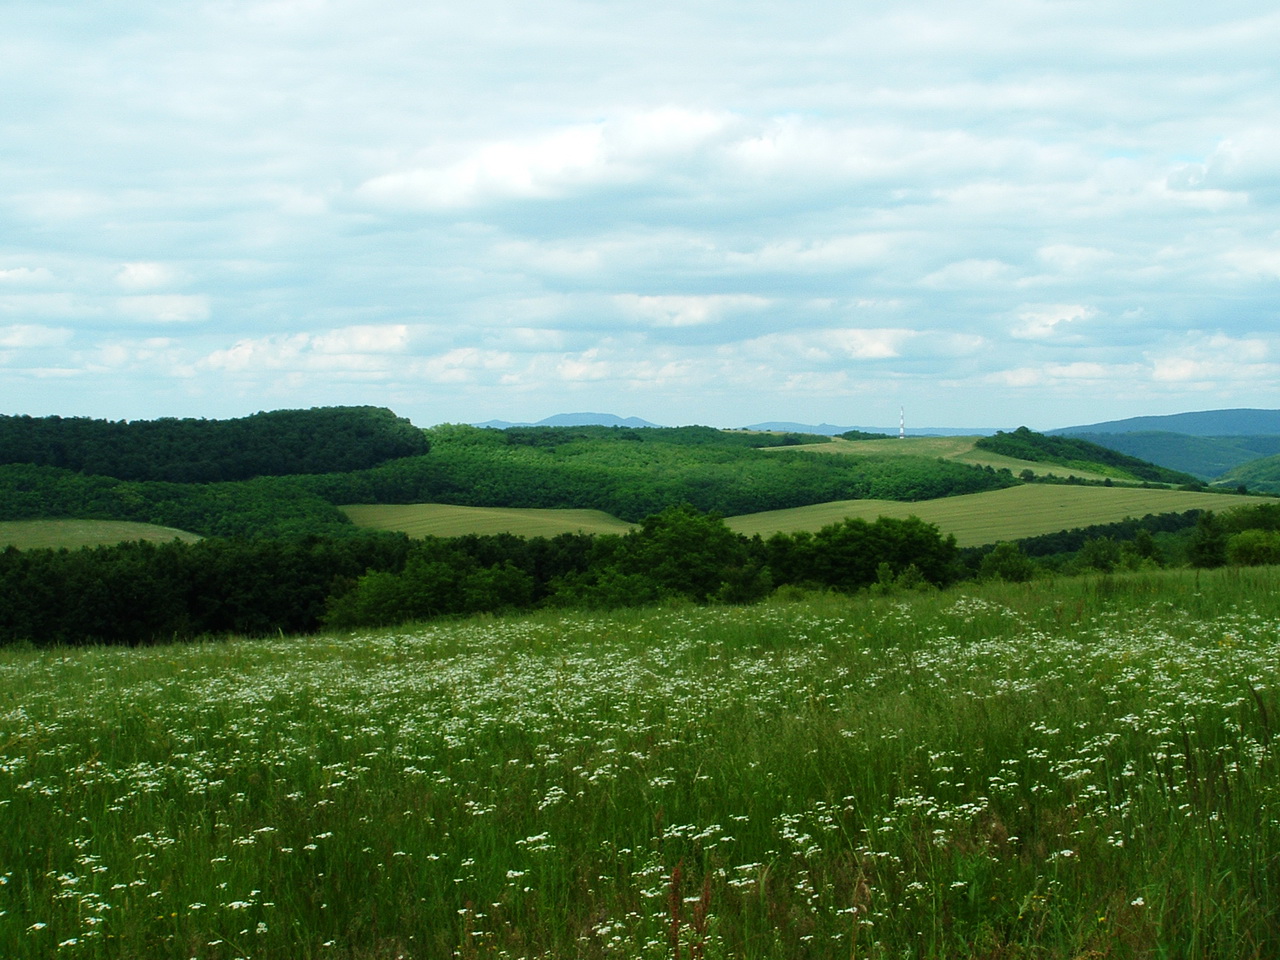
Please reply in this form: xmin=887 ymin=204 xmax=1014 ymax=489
xmin=0 ymin=519 xmax=201 ymax=550
xmin=342 ymin=486 xmax=1260 ymax=547
xmin=784 ymin=435 xmax=1117 ymax=480
xmin=723 ymin=484 xmax=1260 ymax=545
xmin=341 ymin=502 xmax=635 ymax=538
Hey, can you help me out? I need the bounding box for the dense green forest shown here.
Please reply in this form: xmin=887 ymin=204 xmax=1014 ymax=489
xmin=0 ymin=464 xmax=354 ymax=538
xmin=975 ymin=426 xmax=1199 ymax=484
xmin=0 ymin=406 xmax=428 ymax=482
xmin=303 ymin=423 xmax=1020 ymax=521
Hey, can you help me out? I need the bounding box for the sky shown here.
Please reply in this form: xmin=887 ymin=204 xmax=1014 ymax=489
xmin=2 ymin=1 xmax=1278 ymax=431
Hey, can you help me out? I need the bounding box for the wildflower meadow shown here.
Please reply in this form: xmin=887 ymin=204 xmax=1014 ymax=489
xmin=2 ymin=566 xmax=1278 ymax=958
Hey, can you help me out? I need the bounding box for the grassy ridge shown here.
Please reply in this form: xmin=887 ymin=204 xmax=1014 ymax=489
xmin=0 ymin=519 xmax=201 ymax=550
xmin=780 ymin=435 xmax=1119 ymax=481
xmin=2 ymin=567 xmax=1278 ymax=958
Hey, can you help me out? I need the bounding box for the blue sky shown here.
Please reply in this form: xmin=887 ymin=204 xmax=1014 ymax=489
xmin=2 ymin=0 xmax=1278 ymax=430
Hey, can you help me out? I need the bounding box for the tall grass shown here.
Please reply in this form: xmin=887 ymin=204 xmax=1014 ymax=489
xmin=2 ymin=567 xmax=1278 ymax=958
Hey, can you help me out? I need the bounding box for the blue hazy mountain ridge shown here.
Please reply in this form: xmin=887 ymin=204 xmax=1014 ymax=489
xmin=743 ymin=422 xmax=1008 ymax=437
xmin=472 ymin=413 xmax=665 ymax=429
xmin=471 ymin=415 xmax=1009 ymax=435
xmin=1051 ymin=409 xmax=1280 ymax=436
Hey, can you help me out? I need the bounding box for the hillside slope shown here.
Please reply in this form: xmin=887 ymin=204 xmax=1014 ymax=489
xmin=974 ymin=427 xmax=1198 ymax=484
xmin=1064 ymin=432 xmax=1280 ymax=481
xmin=1217 ymin=454 xmax=1280 ymax=495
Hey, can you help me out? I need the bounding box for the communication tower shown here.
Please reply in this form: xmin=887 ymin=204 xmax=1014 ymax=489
xmin=899 ymin=407 xmax=905 ymax=440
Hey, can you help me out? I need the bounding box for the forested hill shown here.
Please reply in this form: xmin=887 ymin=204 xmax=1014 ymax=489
xmin=0 ymin=407 xmax=429 ymax=482
xmin=974 ymin=427 xmax=1199 ymax=485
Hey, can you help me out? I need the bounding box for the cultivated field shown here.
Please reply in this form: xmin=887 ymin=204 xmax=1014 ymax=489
xmin=783 ymin=436 xmax=1118 ymax=481
xmin=342 ymin=486 xmax=1259 ymax=548
xmin=2 ymin=569 xmax=1277 ymax=958
xmin=724 ymin=483 xmax=1260 ymax=545
xmin=0 ymin=519 xmax=201 ymax=551
xmin=340 ymin=503 xmax=635 ymax=538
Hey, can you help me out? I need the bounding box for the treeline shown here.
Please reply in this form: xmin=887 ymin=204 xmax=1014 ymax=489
xmin=9 ymin=501 xmax=1280 ymax=646
xmin=0 ymin=507 xmax=963 ymax=646
xmin=967 ymin=502 xmax=1280 ymax=582
xmin=975 ymin=426 xmax=1198 ymax=485
xmin=0 ymin=406 xmax=429 ymax=482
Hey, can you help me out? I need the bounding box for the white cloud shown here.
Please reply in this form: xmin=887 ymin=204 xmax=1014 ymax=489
xmin=1150 ymin=334 xmax=1276 ymax=383
xmin=742 ymin=328 xmax=917 ymax=363
xmin=613 ymin=294 xmax=771 ymax=328
xmin=355 ymin=107 xmax=733 ymax=210
xmin=200 ymin=326 xmax=414 ymax=376
xmin=0 ymin=324 xmax=73 ymax=348
xmin=310 ymin=325 xmax=410 ymax=354
xmin=1221 ymin=246 xmax=1280 ymax=279
xmin=921 ymin=259 xmax=1017 ymax=289
xmin=0 ymin=267 xmax=54 ymax=285
xmin=988 ymin=362 xmax=1145 ymax=388
xmin=116 ymin=262 xmax=179 ymax=291
xmin=1011 ymin=305 xmax=1096 ymax=340
xmin=117 ymin=295 xmax=211 ymax=324
xmin=416 ymin=348 xmax=516 ymax=384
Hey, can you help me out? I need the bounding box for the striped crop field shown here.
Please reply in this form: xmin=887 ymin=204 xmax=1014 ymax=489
xmin=3 ymin=566 xmax=1279 ymax=958
xmin=0 ymin=520 xmax=201 ymax=551
xmin=340 ymin=503 xmax=635 ymax=539
xmin=781 ymin=436 xmax=1117 ymax=481
xmin=723 ymin=484 xmax=1261 ymax=545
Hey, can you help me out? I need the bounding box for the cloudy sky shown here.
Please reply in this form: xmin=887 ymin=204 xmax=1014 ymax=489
xmin=3 ymin=1 xmax=1278 ymax=430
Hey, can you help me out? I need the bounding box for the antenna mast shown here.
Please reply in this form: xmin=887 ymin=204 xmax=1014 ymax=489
xmin=899 ymin=406 xmax=905 ymax=440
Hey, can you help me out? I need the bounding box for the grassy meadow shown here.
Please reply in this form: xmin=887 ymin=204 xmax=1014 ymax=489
xmin=340 ymin=504 xmax=635 ymax=539
xmin=779 ymin=436 xmax=1118 ymax=482
xmin=3 ymin=566 xmax=1279 ymax=958
xmin=0 ymin=520 xmax=201 ymax=551
xmin=340 ymin=485 xmax=1259 ymax=548
xmin=723 ymin=484 xmax=1260 ymax=545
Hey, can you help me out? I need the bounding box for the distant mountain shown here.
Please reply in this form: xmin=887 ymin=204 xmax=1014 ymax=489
xmin=1052 ymin=409 xmax=1280 ymax=436
xmin=1049 ymin=409 xmax=1280 ymax=482
xmin=744 ymin=421 xmax=1007 ymax=437
xmin=474 ymin=413 xmax=665 ymax=429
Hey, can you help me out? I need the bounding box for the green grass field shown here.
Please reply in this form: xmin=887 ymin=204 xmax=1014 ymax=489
xmin=0 ymin=519 xmax=202 ymax=550
xmin=783 ymin=435 xmax=1118 ymax=481
xmin=723 ymin=483 xmax=1260 ymax=545
xmin=3 ymin=566 xmax=1278 ymax=958
xmin=341 ymin=486 xmax=1260 ymax=548
xmin=340 ymin=503 xmax=635 ymax=538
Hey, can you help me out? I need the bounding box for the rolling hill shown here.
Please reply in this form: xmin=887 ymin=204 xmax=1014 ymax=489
xmin=1051 ymin=408 xmax=1280 ymax=483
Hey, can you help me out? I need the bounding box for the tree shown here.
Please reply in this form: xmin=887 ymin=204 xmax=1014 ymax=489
xmin=978 ymin=542 xmax=1038 ymax=583
xmin=1188 ymin=511 xmax=1228 ymax=569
